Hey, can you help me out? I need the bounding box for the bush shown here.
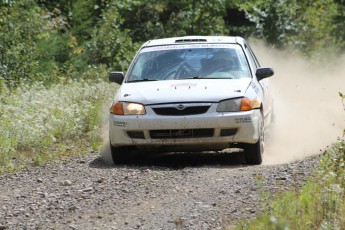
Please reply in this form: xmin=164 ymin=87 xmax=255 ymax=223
xmin=235 ymin=140 xmax=345 ymax=230
xmin=0 ymin=79 xmax=117 ymax=173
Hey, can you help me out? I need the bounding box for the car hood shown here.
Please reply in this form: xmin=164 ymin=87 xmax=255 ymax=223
xmin=117 ymin=78 xmax=252 ymax=104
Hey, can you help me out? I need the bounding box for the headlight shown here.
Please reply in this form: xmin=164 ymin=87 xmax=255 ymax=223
xmin=217 ymin=98 xmax=261 ymax=112
xmin=110 ymin=102 xmax=146 ymax=115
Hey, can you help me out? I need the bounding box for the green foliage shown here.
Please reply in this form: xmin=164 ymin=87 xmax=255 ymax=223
xmin=84 ymin=3 xmax=136 ymax=72
xmin=0 ymin=79 xmax=115 ymax=174
xmin=0 ymin=0 xmax=109 ymax=89
xmin=235 ymin=140 xmax=345 ymax=230
xmin=1 ymin=0 xmax=345 ymax=90
xmin=36 ymin=0 xmax=72 ymax=18
xmin=0 ymin=0 xmax=45 ymax=89
xmin=70 ymin=0 xmax=106 ymax=43
xmin=240 ymin=0 xmax=302 ymax=47
xmin=115 ymin=0 xmax=228 ymax=41
xmin=333 ymin=0 xmax=345 ymax=52
xmin=237 ymin=0 xmax=341 ymax=58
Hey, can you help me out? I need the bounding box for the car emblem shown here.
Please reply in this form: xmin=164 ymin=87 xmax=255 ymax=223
xmin=176 ymin=104 xmax=185 ymax=110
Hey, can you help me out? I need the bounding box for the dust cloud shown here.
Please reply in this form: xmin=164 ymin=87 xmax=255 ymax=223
xmin=100 ymin=103 xmax=113 ymax=164
xmin=252 ymin=41 xmax=345 ymax=165
xmin=101 ymin=129 xmax=113 ymax=164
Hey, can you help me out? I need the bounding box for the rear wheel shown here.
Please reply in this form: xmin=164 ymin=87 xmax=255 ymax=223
xmin=244 ymin=113 xmax=264 ymax=165
xmin=110 ymin=144 xmax=131 ymax=165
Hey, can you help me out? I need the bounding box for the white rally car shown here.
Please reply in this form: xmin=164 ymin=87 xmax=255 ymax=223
xmin=109 ymin=36 xmax=274 ymax=165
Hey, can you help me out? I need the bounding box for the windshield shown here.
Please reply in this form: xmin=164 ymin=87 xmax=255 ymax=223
xmin=126 ymin=44 xmax=251 ymax=82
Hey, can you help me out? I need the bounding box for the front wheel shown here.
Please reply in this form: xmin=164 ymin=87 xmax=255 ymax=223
xmin=244 ymin=137 xmax=263 ymax=165
xmin=110 ymin=144 xmax=132 ymax=165
xmin=244 ymin=114 xmax=264 ymax=165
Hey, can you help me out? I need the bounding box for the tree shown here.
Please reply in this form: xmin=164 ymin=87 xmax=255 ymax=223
xmin=84 ymin=1 xmax=136 ymax=71
xmin=115 ymin=0 xmax=228 ymax=42
xmin=333 ymin=0 xmax=345 ymax=52
xmin=236 ymin=0 xmax=341 ymax=56
xmin=0 ymin=0 xmax=45 ymax=89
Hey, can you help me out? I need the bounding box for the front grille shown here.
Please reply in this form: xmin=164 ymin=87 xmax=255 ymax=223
xmin=150 ymin=129 xmax=214 ymax=139
xmin=152 ymin=106 xmax=210 ymax=116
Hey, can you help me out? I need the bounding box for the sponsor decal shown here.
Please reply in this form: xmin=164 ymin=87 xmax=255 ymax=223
xmin=142 ymin=44 xmax=237 ymax=52
xmin=113 ymin=121 xmax=127 ymax=127
xmin=235 ymin=116 xmax=252 ymax=123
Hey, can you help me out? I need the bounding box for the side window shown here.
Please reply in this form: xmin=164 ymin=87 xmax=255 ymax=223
xmin=244 ymin=45 xmax=257 ymax=71
xmin=247 ymin=45 xmax=260 ymax=67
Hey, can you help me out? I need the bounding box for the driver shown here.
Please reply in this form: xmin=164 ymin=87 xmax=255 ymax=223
xmin=200 ymin=50 xmax=236 ymax=76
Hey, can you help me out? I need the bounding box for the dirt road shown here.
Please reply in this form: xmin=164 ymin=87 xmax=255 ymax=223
xmin=0 ymin=150 xmax=319 ymax=230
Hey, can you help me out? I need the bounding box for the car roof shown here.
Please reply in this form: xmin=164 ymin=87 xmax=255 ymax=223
xmin=142 ymin=36 xmax=246 ymax=48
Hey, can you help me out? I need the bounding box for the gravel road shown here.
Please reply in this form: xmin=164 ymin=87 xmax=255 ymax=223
xmin=0 ymin=149 xmax=319 ymax=230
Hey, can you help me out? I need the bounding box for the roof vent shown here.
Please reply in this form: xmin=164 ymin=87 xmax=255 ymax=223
xmin=175 ymin=38 xmax=207 ymax=43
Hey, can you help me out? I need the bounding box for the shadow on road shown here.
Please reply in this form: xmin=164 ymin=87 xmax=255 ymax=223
xmin=89 ymin=150 xmax=247 ymax=170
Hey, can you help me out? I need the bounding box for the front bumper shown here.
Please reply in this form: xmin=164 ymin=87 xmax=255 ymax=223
xmin=109 ymin=104 xmax=261 ymax=151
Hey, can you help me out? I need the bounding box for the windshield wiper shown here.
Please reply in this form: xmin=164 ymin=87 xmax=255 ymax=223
xmin=127 ymin=79 xmax=158 ymax=83
xmin=179 ymin=76 xmax=233 ymax=80
xmin=178 ymin=76 xmax=206 ymax=79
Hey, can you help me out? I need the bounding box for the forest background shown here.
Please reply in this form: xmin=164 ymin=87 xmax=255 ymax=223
xmin=0 ymin=0 xmax=344 ymax=91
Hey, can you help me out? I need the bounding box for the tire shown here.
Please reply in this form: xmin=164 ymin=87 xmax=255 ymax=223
xmin=110 ymin=144 xmax=131 ymax=165
xmin=244 ymin=113 xmax=264 ymax=165
xmin=244 ymin=138 xmax=263 ymax=165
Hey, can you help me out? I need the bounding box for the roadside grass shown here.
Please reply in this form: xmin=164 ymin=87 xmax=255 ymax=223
xmin=234 ymin=139 xmax=345 ymax=230
xmin=0 ymin=79 xmax=117 ymax=174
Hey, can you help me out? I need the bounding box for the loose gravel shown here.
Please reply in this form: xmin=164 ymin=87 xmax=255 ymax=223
xmin=0 ymin=149 xmax=319 ymax=230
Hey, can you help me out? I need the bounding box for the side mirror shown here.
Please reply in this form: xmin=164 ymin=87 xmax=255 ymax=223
xmin=109 ymin=72 xmax=124 ymax=85
xmin=256 ymin=67 xmax=274 ymax=81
